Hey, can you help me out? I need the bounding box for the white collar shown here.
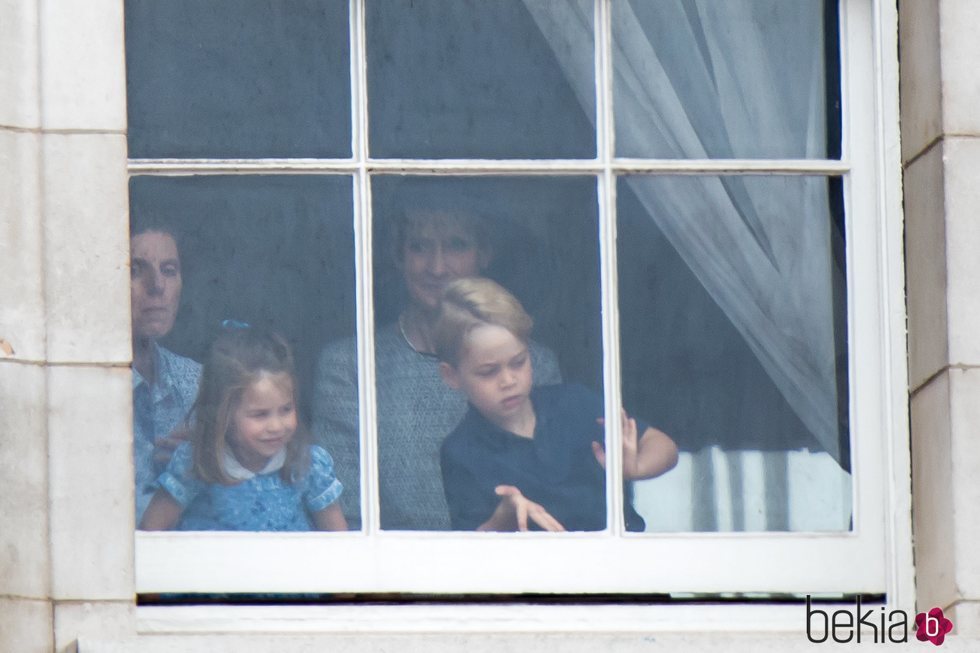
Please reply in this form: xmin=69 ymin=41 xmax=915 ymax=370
xmin=221 ymin=448 xmax=286 ymax=481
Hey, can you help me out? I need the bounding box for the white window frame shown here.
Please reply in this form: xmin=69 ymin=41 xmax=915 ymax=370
xmin=131 ymin=0 xmax=911 ymax=614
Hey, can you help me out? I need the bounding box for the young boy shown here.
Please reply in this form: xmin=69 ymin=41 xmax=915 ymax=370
xmin=435 ymin=277 xmax=678 ymax=532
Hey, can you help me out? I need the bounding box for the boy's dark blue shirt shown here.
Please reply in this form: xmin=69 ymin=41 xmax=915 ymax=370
xmin=440 ymin=383 xmax=647 ymax=532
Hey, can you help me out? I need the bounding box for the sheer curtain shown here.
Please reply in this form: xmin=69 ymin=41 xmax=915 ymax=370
xmin=525 ymin=0 xmax=849 ymax=530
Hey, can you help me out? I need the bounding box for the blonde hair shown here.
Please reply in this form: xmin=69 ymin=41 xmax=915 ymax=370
xmin=191 ymin=328 xmax=310 ymax=485
xmin=434 ymin=277 xmax=533 ymax=366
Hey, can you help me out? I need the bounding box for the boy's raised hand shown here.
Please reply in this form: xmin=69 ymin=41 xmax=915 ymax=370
xmin=478 ymin=485 xmax=566 ymax=532
xmin=592 ymin=410 xmax=641 ymax=479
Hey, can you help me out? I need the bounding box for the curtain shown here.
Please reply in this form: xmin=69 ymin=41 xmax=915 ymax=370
xmin=524 ymin=0 xmax=843 ymax=461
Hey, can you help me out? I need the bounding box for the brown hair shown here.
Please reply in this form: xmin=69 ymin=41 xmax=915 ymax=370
xmin=130 ymin=212 xmax=183 ymax=256
xmin=434 ymin=277 xmax=533 ymax=367
xmin=191 ymin=328 xmax=310 ymax=484
xmin=390 ymin=207 xmax=492 ymax=266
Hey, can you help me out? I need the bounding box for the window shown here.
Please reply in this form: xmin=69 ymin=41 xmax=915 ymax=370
xmin=129 ymin=0 xmax=907 ymax=599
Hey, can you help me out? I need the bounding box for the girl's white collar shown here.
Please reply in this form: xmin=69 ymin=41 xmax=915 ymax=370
xmin=222 ymin=448 xmax=286 ymax=480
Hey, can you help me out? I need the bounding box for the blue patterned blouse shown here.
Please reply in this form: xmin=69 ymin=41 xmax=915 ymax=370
xmin=133 ymin=343 xmax=202 ymax=523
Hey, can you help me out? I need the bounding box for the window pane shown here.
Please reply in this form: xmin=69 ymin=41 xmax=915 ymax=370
xmin=317 ymin=176 xmax=606 ymax=531
xmin=367 ymin=0 xmax=595 ymax=159
xmin=125 ymin=0 xmax=351 ymax=158
xmin=130 ymin=175 xmax=356 ymax=531
xmin=617 ymin=175 xmax=850 ymax=532
xmin=612 ymin=0 xmax=841 ymax=159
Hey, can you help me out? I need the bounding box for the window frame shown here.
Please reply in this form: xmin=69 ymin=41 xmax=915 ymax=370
xmin=131 ymin=0 xmax=912 ymax=608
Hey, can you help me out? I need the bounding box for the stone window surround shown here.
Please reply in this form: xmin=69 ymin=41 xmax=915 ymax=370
xmin=3 ymin=0 xmax=980 ymax=650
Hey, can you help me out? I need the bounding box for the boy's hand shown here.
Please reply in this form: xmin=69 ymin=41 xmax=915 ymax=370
xmin=479 ymin=485 xmax=566 ymax=532
xmin=593 ymin=410 xmax=641 ymax=479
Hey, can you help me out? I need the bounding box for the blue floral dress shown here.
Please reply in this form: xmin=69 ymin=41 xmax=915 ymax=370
xmin=157 ymin=442 xmax=343 ymax=531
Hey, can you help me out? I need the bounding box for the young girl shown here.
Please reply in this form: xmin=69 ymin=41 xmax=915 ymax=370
xmin=140 ymin=327 xmax=347 ymax=531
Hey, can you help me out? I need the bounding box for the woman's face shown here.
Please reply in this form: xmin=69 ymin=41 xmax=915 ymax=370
xmin=399 ymin=214 xmax=490 ymax=311
xmin=131 ymin=231 xmax=183 ymax=340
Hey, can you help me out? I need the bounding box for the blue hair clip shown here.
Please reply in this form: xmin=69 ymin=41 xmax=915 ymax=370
xmin=221 ymin=319 xmax=250 ymax=330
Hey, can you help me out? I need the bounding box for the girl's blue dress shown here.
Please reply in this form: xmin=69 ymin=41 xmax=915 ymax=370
xmin=157 ymin=442 xmax=343 ymax=531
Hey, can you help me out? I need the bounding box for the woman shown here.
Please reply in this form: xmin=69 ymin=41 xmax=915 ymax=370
xmin=313 ymin=206 xmax=561 ymax=530
xmin=131 ymin=220 xmax=201 ymax=524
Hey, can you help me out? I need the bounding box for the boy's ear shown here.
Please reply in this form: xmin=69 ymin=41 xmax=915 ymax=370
xmin=439 ymin=361 xmax=461 ymax=390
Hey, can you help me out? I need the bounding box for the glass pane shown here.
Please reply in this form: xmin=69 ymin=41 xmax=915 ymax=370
xmin=130 ymin=175 xmax=356 ymax=531
xmin=320 ymin=176 xmax=611 ymax=531
xmin=125 ymin=0 xmax=351 ymax=158
xmin=617 ymin=175 xmax=850 ymax=532
xmin=367 ymin=0 xmax=595 ymax=159
xmin=612 ymin=0 xmax=841 ymax=159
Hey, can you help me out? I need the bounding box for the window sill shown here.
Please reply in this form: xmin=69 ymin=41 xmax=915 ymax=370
xmin=75 ymin=601 xmax=979 ymax=653
xmin=135 ymin=602 xmax=820 ymax=635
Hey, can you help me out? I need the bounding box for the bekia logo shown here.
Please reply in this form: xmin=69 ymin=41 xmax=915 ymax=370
xmin=805 ymin=596 xmax=954 ymax=645
xmin=915 ymin=608 xmax=954 ymax=646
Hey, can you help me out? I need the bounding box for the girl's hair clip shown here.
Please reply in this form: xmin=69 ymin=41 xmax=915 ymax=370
xmin=221 ymin=319 xmax=251 ymax=331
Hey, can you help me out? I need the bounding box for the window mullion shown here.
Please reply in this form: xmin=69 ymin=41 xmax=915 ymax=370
xmin=595 ymin=0 xmax=624 ymax=536
xmin=350 ymin=0 xmax=380 ymax=535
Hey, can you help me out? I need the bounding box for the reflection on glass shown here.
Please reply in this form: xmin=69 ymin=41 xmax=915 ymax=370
xmin=610 ymin=0 xmax=840 ymax=159
xmin=130 ymin=175 xmax=356 ymax=531
xmin=617 ymin=175 xmax=850 ymax=532
xmin=125 ymin=0 xmax=351 ymax=158
xmin=367 ymin=0 xmax=595 ymax=159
